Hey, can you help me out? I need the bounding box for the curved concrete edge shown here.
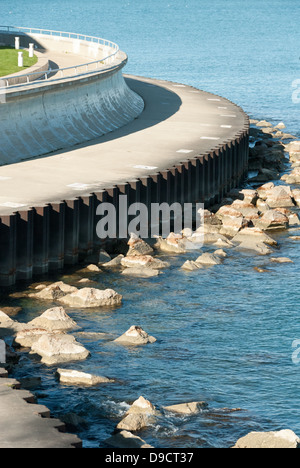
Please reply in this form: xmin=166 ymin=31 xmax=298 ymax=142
xmin=0 ymin=370 xmax=82 ymax=448
xmin=0 ymin=76 xmax=249 ymax=286
xmin=1 ymin=50 xmax=49 ymax=86
xmin=0 ymin=64 xmax=145 ymax=164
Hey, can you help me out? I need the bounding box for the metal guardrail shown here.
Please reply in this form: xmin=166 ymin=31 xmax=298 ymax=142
xmin=0 ymin=26 xmax=120 ymax=90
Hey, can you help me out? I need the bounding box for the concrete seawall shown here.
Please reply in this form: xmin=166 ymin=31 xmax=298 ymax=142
xmin=0 ymin=28 xmax=249 ymax=287
xmin=0 ymin=29 xmax=145 ymax=164
xmin=0 ymin=74 xmax=249 ymax=287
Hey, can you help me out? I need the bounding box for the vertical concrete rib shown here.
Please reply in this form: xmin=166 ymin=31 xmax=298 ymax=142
xmin=78 ymin=195 xmax=95 ymax=259
xmin=64 ymin=199 xmax=79 ymax=265
xmin=32 ymin=206 xmax=49 ymax=275
xmin=16 ymin=209 xmax=33 ymax=280
xmin=0 ymin=215 xmax=17 ymax=286
xmin=48 ymin=202 xmax=65 ymax=271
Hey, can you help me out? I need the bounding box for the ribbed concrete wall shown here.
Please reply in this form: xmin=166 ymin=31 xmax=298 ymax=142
xmin=0 ymin=32 xmax=144 ymax=165
xmin=0 ymin=70 xmax=144 ymax=164
xmin=0 ymin=130 xmax=249 ymax=287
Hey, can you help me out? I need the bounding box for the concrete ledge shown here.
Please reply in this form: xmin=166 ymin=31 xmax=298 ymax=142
xmin=0 ymin=374 xmax=82 ymax=448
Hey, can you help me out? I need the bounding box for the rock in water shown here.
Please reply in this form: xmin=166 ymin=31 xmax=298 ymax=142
xmin=195 ymin=253 xmax=223 ymax=266
xmin=27 ymin=307 xmax=78 ymax=332
xmin=163 ymin=401 xmax=208 ymax=415
xmin=255 ymin=209 xmax=289 ymax=231
xmin=127 ymin=233 xmax=154 ymax=256
xmin=233 ymin=430 xmax=300 ymax=449
xmin=181 ymin=260 xmax=203 ymax=271
xmin=14 ymin=328 xmax=62 ymax=348
xmin=30 ymin=334 xmax=90 ymax=365
xmin=121 ymin=267 xmax=160 ymax=278
xmin=154 ymin=233 xmax=188 ymax=254
xmin=116 ymin=396 xmax=158 ymax=432
xmin=28 ymin=282 xmax=78 ymax=301
xmin=121 ymin=255 xmax=169 ymax=269
xmin=105 ymin=430 xmax=153 ymax=448
xmin=56 ymin=368 xmax=114 ymax=386
xmin=114 ymin=326 xmax=156 ymax=346
xmin=58 ymin=288 xmax=122 ymax=308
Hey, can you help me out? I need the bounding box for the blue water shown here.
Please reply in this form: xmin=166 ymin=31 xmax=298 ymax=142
xmin=1 ymin=0 xmax=300 ymax=448
xmin=2 ymin=0 xmax=300 ymax=135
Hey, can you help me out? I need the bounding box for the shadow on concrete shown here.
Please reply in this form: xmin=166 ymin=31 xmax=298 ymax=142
xmin=24 ymin=75 xmax=182 ymax=161
xmin=92 ymin=76 xmax=182 ymax=143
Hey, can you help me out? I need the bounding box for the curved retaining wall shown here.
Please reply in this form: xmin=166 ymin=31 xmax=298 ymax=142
xmin=0 ymin=119 xmax=249 ymax=286
xmin=0 ymin=31 xmax=144 ymax=164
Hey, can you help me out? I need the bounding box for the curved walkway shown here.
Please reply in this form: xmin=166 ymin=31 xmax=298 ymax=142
xmin=0 ymin=75 xmax=248 ymax=216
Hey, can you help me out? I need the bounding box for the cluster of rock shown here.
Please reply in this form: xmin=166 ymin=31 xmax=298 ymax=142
xmin=248 ymin=120 xmax=296 ymax=183
xmin=1 ymin=119 xmax=300 ymax=448
xmin=178 ymin=178 xmax=299 ymax=262
xmin=27 ymin=282 xmax=122 ymax=309
xmin=101 ymin=233 xmax=170 ymax=277
xmin=105 ymin=395 xmax=208 ymax=448
xmin=0 ymin=304 xmax=158 ymax=371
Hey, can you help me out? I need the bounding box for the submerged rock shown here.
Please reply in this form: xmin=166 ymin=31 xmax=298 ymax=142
xmin=214 ymin=249 xmax=228 ymax=258
xmin=233 ymin=429 xmax=300 ymax=449
xmin=114 ymin=326 xmax=156 ymax=346
xmin=163 ymin=401 xmax=208 ymax=415
xmin=270 ymin=257 xmax=294 ymax=264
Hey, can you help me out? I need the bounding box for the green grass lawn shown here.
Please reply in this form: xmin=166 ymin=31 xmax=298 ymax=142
xmin=0 ymin=46 xmax=38 ymax=77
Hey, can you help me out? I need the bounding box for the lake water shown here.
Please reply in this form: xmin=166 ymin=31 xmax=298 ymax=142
xmin=1 ymin=0 xmax=300 ymax=448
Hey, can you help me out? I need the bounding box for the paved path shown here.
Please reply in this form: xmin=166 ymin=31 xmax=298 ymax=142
xmin=0 ymin=75 xmax=248 ymax=216
xmin=0 ymin=369 xmax=81 ymax=448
